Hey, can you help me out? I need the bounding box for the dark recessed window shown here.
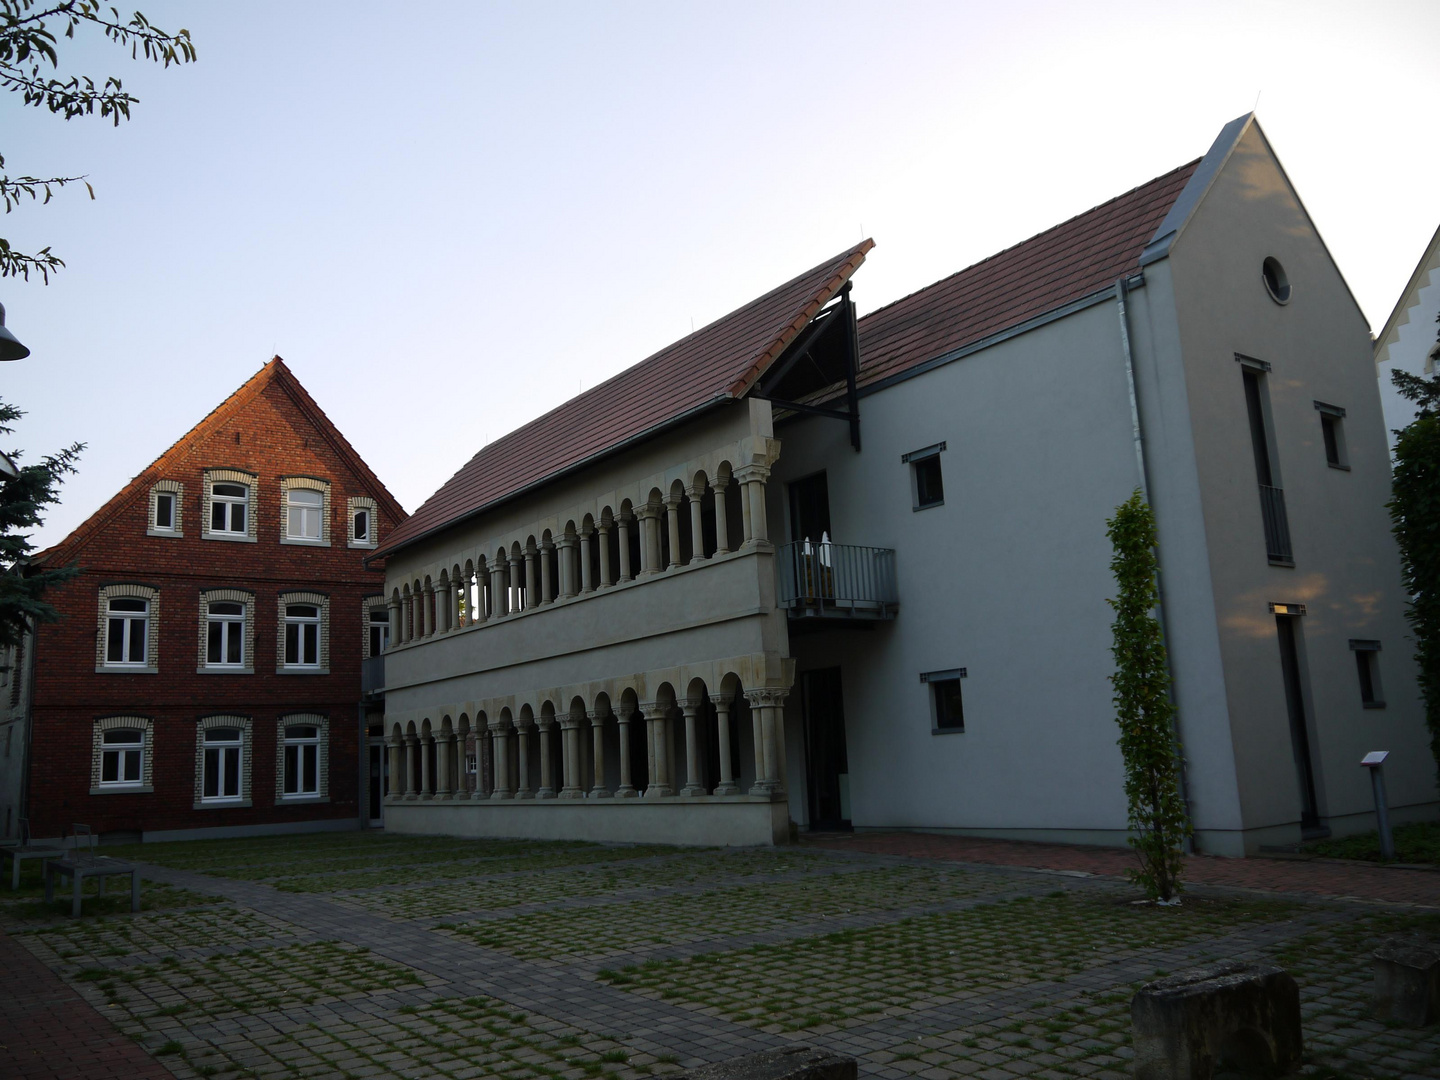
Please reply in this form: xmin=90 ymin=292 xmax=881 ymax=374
xmin=154 ymin=492 xmax=174 ymax=530
xmin=924 ymin=669 xmax=966 ymax=733
xmin=1262 ymin=257 xmax=1291 ymax=304
xmin=1351 ymin=640 xmax=1384 ymax=708
xmin=1315 ymin=402 xmax=1348 ymax=469
xmin=903 ymin=443 xmax=947 ymax=512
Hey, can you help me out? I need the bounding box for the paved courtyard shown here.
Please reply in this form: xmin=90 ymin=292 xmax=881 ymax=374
xmin=1 ymin=833 xmax=1437 ymax=1080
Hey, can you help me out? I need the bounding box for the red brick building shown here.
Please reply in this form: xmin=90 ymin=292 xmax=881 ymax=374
xmin=6 ymin=358 xmax=405 ymax=843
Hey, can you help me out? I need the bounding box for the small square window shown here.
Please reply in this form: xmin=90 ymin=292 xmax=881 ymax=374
xmin=923 ymin=668 xmax=966 ymax=733
xmin=904 ymin=444 xmax=946 ymax=511
xmin=1351 ymin=640 xmax=1384 ymax=708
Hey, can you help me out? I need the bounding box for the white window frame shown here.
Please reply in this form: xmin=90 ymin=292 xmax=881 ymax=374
xmin=147 ymin=480 xmax=184 ymax=538
xmin=96 ymin=586 xmax=160 ymax=674
xmin=202 ymin=470 xmax=257 ymax=543
xmin=206 ymin=600 xmax=246 ymax=669
xmin=91 ymin=716 xmax=154 ymax=794
xmin=285 ymin=605 xmax=321 ymax=668
xmin=211 ymin=482 xmax=249 ymax=535
xmin=278 ymin=593 xmax=328 ymax=674
xmin=199 ymin=723 xmax=246 ymax=805
xmin=279 ymin=719 xmax=325 ymax=800
xmin=347 ymin=496 xmax=379 ymax=549
xmin=279 ymin=478 xmax=331 ymax=546
xmin=105 ymin=597 xmax=150 ymax=668
xmin=286 ymin=488 xmax=323 ymax=541
xmin=367 ymin=603 xmax=390 ymax=658
xmin=100 ymin=728 xmax=145 ymax=787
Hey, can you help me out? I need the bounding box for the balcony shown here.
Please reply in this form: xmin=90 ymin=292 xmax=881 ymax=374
xmin=1259 ymin=484 xmax=1293 ymax=565
xmin=777 ymin=540 xmax=898 ymax=620
xmin=361 ymin=655 xmax=385 ymax=697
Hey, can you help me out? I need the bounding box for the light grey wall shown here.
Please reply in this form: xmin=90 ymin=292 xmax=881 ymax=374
xmin=772 ymin=298 xmax=1155 ymax=841
xmin=1167 ymin=122 xmax=1437 ymax=838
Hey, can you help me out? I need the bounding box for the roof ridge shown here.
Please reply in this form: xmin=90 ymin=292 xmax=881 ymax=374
xmin=858 ymin=159 xmax=1201 ymax=325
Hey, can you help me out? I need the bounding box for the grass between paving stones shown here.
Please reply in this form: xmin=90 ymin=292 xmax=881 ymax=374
xmin=12 ymin=906 xmax=303 ymax=965
xmin=0 ymin=861 xmax=221 ymax=927
xmin=596 ymin=891 xmax=1301 ymax=1032
xmin=343 ymin=848 xmax=829 ymax=919
xmin=441 ymin=864 xmax=1009 ymax=962
xmin=1302 ymin=821 xmax=1440 ymax=866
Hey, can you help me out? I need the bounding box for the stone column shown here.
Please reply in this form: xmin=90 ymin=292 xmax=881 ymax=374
xmin=490 ymin=562 xmax=508 ymax=617
xmin=509 ymin=552 xmax=525 ymax=612
xmin=665 ymin=706 xmax=678 ymax=793
xmin=687 ymin=485 xmax=707 ymax=562
xmin=588 ymin=710 xmax=610 ymax=797
xmin=664 ymin=494 xmax=683 ymax=570
xmin=744 ymin=688 xmax=788 ymax=794
xmin=435 ymin=730 xmax=452 ymax=798
xmin=452 ymin=579 xmax=462 ymax=630
xmin=618 ymin=515 xmax=633 ymax=581
xmin=537 ymin=718 xmax=556 ymax=798
xmin=403 ymin=733 xmax=417 ymax=799
xmin=539 ymin=541 xmax=554 ymax=605
xmin=680 ymin=698 xmax=705 ymax=796
xmin=490 ymin=721 xmax=513 ymax=799
xmin=558 ymin=716 xmax=585 ymax=798
xmin=643 ymin=509 xmax=663 ymax=575
xmin=421 ymin=731 xmax=435 ymax=798
xmin=525 ymin=543 xmax=538 ymax=610
xmin=738 ymin=477 xmax=754 ymax=547
xmin=615 ymin=703 xmax=637 ymax=797
xmin=435 ymin=582 xmax=451 ymax=635
xmin=558 ymin=537 xmax=578 ymax=598
xmin=641 ymin=701 xmax=672 ymax=796
xmin=712 ymin=476 xmax=732 ymax=556
xmin=516 ymin=722 xmax=533 ymax=798
xmin=387 ymin=734 xmax=402 ymax=799
xmin=387 ymin=598 xmax=402 ymax=647
xmin=598 ymin=522 xmax=613 ymax=587
xmin=746 ymin=691 xmax=767 ymax=795
xmin=420 ymin=585 xmax=434 ymax=638
xmin=579 ymin=526 xmax=595 ymax=593
xmin=738 ymin=465 xmax=771 ymax=546
xmin=411 ymin=591 xmax=423 ymax=641
xmin=472 ymin=568 xmax=488 ymax=623
xmin=714 ymin=698 xmax=738 ymax=795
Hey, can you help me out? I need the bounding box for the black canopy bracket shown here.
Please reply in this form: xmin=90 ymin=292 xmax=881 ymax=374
xmin=753 ymin=283 xmax=862 ymax=451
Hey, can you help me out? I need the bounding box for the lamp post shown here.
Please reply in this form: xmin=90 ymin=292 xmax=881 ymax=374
xmin=0 ymin=303 xmax=30 ymax=362
xmin=1360 ymin=751 xmax=1395 ymax=861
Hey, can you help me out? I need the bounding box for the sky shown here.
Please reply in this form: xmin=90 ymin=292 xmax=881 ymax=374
xmin=4 ymin=0 xmax=1439 ymax=550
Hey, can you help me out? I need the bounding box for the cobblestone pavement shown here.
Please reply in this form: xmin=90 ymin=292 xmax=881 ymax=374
xmin=802 ymin=831 xmax=1440 ymax=907
xmin=1 ymin=833 xmax=1437 ymax=1080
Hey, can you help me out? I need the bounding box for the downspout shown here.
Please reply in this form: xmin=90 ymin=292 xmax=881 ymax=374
xmin=1115 ymin=275 xmax=1195 ymax=852
xmin=18 ymin=617 xmax=36 ymax=837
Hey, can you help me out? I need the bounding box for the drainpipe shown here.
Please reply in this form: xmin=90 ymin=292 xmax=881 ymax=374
xmin=1115 ymin=275 xmax=1194 ymax=853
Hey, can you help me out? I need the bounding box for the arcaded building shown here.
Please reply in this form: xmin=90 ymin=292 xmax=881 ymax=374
xmin=373 ymin=114 xmax=1435 ymax=855
xmin=1 ymin=358 xmax=405 ymax=843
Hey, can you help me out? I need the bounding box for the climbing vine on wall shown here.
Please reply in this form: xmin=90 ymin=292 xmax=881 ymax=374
xmin=1106 ymin=490 xmax=1189 ymax=902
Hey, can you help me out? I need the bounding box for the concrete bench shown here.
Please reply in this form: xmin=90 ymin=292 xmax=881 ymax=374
xmin=674 ymin=1048 xmax=856 ymax=1080
xmin=42 ymin=824 xmax=141 ymax=917
xmin=1372 ymin=938 xmax=1440 ymax=1027
xmin=1132 ymin=962 xmax=1302 ymax=1080
xmin=0 ymin=818 xmax=64 ymax=889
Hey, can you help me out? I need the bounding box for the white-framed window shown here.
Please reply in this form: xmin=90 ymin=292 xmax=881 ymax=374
xmin=211 ymin=482 xmax=248 ymax=534
xmin=201 ymin=725 xmax=244 ymax=802
xmin=347 ymin=496 xmax=378 ymax=549
xmin=286 ymin=605 xmax=320 ymax=667
xmin=147 ymin=480 xmax=184 ymax=538
xmin=101 ymin=728 xmax=144 ymax=786
xmin=106 ymin=597 xmax=149 ymax=666
xmin=282 ymin=723 xmax=321 ymax=797
xmin=287 ymin=488 xmax=323 ymax=540
xmin=368 ymin=605 xmax=389 ymax=658
xmin=207 ymin=601 xmax=246 ymax=667
xmin=91 ymin=716 xmax=154 ymax=793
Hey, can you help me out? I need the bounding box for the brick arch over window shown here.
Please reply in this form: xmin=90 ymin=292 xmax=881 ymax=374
xmin=194 ymin=714 xmax=253 ymax=808
xmin=197 ymin=588 xmax=256 ymax=674
xmin=279 ymin=476 xmax=332 ymax=546
xmin=146 ymin=479 xmax=184 ymax=538
xmin=90 ymin=715 xmax=154 ymax=792
xmin=95 ymin=583 xmax=160 ymax=674
xmin=277 ymin=591 xmax=330 ymax=674
xmin=276 ymin=713 xmax=329 ymax=802
xmin=202 ymin=468 xmax=259 ymax=543
xmin=347 ymin=495 xmax=379 ymax=549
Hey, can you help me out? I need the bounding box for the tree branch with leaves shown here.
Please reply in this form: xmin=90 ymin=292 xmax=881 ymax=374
xmin=1 ymin=0 xmax=195 ymax=281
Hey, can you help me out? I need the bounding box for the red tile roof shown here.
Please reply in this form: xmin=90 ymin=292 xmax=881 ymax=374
xmin=376 ymin=239 xmax=874 ymax=558
xmin=854 ymin=160 xmax=1200 ymax=388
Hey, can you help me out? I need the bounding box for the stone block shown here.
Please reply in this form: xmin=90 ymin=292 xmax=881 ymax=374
xmin=1131 ymin=961 xmax=1302 ymax=1080
xmin=1372 ymin=938 xmax=1440 ymax=1027
xmin=674 ymin=1047 xmax=857 ymax=1080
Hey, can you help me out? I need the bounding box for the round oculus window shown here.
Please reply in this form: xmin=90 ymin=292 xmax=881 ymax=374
xmin=1262 ymin=257 xmax=1291 ymax=304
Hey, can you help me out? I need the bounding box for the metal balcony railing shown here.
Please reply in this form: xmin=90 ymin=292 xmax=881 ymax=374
xmin=778 ymin=540 xmax=898 ymax=620
xmin=361 ymin=655 xmax=385 ymax=696
xmin=1258 ymin=484 xmax=1293 ymax=564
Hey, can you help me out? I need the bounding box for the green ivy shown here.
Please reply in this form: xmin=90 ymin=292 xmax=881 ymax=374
xmin=1105 ymin=491 xmax=1189 ymax=901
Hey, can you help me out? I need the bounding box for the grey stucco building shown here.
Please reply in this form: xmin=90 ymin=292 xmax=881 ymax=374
xmin=370 ymin=115 xmax=1436 ymax=856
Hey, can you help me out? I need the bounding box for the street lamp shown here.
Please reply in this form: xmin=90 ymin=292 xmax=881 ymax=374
xmin=0 ymin=302 xmax=30 ymax=361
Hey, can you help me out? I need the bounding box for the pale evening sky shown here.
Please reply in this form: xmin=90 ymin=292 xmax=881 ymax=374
xmin=3 ymin=1 xmax=1437 ymax=551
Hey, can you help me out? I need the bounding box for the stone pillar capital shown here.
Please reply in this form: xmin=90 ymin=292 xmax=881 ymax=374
xmin=540 ymin=538 xmax=555 ymax=554
xmin=735 ymin=464 xmax=771 ymax=484
xmin=525 ymin=539 xmax=538 ymax=556
xmin=557 ymin=535 xmax=577 ymax=551
xmin=587 ymin=709 xmax=611 ymax=724
xmin=537 ymin=716 xmax=554 ymax=732
xmin=711 ymin=473 xmax=732 ymax=491
xmin=744 ymin=687 xmax=789 ymax=708
xmin=487 ymin=718 xmax=510 ymax=734
xmin=580 ymin=523 xmax=594 ymax=540
xmin=663 ymin=492 xmax=684 ymax=508
xmin=597 ymin=520 xmax=612 ymax=535
xmin=678 ymin=697 xmax=703 ymax=716
xmin=559 ymin=715 xmax=582 ymax=731
xmin=685 ymin=483 xmax=707 ymax=500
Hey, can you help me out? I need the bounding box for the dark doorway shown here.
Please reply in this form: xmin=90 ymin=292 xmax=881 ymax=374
xmin=789 ymin=472 xmax=832 ymax=544
xmin=368 ymin=742 xmax=386 ymax=825
xmin=802 ymin=667 xmax=851 ymax=830
xmin=1276 ymin=617 xmax=1320 ymax=829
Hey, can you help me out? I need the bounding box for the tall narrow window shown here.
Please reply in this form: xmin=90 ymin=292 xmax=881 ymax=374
xmin=1275 ymin=615 xmax=1320 ymax=829
xmin=206 ymin=601 xmax=245 ymax=668
xmin=1351 ymin=640 xmax=1384 ymax=708
xmin=1242 ymin=363 xmax=1292 ymax=565
xmin=368 ymin=607 xmax=389 ymax=657
xmin=106 ymin=598 xmax=149 ymax=666
xmin=353 ymin=508 xmax=370 ymax=543
xmin=100 ymin=729 xmax=144 ymax=786
xmin=1315 ymin=402 xmax=1349 ymax=470
xmin=211 ymin=483 xmax=248 ymax=534
xmin=282 ymin=724 xmax=320 ymax=797
xmin=285 ymin=604 xmax=321 ymax=667
xmin=202 ymin=727 xmax=243 ymax=801
xmin=287 ymin=488 xmax=323 ymax=540
xmin=903 ymin=443 xmax=947 ymax=511
xmin=154 ymin=492 xmax=175 ymax=531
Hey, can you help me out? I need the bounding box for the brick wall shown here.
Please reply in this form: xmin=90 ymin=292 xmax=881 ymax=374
xmin=26 ymin=377 xmax=400 ymax=839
